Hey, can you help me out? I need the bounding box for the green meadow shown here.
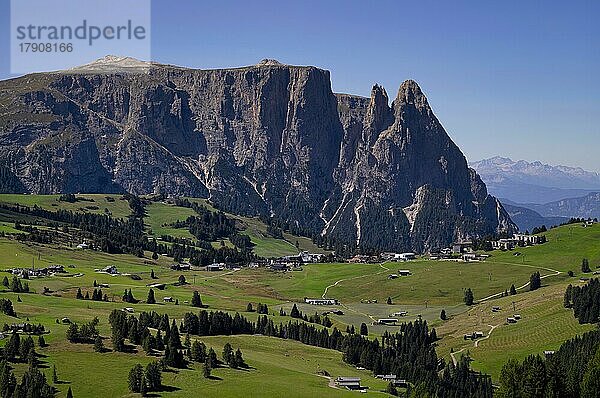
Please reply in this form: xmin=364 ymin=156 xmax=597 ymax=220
xmin=0 ymin=194 xmax=599 ymax=395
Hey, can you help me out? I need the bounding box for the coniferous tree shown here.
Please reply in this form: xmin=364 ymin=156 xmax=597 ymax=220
xmin=234 ymin=348 xmax=246 ymax=368
xmin=360 ymin=323 xmax=368 ymax=336
xmin=222 ymin=343 xmax=234 ymax=366
xmin=582 ymin=258 xmax=592 ymax=273
xmin=203 ymin=361 xmax=211 ymax=378
xmin=145 ymin=361 xmax=162 ymax=392
xmin=246 ymin=302 xmax=253 ymax=312
xmin=440 ymin=309 xmax=447 ymax=320
xmin=207 ymin=348 xmax=218 ymax=368
xmin=147 ymin=289 xmax=156 ymax=304
xmin=529 ymin=272 xmax=542 ymax=291
xmin=290 ymin=304 xmax=301 ymax=318
xmin=191 ymin=291 xmax=202 ymax=308
xmin=510 ymin=284 xmax=517 ymax=295
xmin=94 ymin=336 xmax=104 ymax=353
xmin=464 ymin=288 xmax=474 ymax=306
xmin=190 ymin=340 xmax=207 ymax=362
xmin=140 ymin=374 xmax=147 ymax=397
xmin=66 ymin=386 xmax=73 ymax=398
xmin=128 ymin=364 xmax=143 ymax=393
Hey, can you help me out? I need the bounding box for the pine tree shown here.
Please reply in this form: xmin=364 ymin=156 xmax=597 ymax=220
xmin=464 ymin=288 xmax=474 ymax=306
xmin=191 ymin=291 xmax=202 ymax=308
xmin=246 ymin=302 xmax=253 ymax=312
xmin=147 ymin=289 xmax=156 ymax=304
xmin=360 ymin=323 xmax=368 ymax=336
xmin=128 ymin=364 xmax=143 ymax=393
xmin=203 ymin=361 xmax=211 ymax=378
xmin=66 ymin=386 xmax=73 ymax=398
xmin=582 ymin=258 xmax=591 ymax=273
xmin=145 ymin=362 xmax=161 ymax=392
xmin=290 ymin=304 xmax=301 ymax=318
xmin=76 ymin=288 xmax=83 ymax=300
xmin=510 ymin=284 xmax=517 ymax=295
xmin=37 ymin=335 xmax=46 ymax=347
xmin=529 ymin=272 xmax=541 ymax=291
xmin=440 ymin=309 xmax=447 ymax=320
xmin=140 ymin=374 xmax=147 ymax=397
xmin=191 ymin=340 xmax=206 ymax=362
xmin=207 ymin=347 xmax=218 ymax=368
xmin=94 ymin=336 xmax=104 ymax=353
xmin=235 ymin=348 xmax=246 ymax=368
xmin=222 ymin=343 xmax=234 ymax=365
xmin=52 ymin=365 xmax=58 ymax=383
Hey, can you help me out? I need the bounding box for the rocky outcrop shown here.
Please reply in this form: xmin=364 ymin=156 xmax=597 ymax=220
xmin=0 ymin=57 xmax=516 ymax=251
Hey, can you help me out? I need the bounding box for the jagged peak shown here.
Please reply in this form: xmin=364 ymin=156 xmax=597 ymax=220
xmin=370 ymin=84 xmax=389 ymax=103
xmin=396 ymin=79 xmax=428 ymax=106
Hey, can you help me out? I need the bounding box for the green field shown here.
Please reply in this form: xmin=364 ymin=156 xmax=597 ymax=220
xmin=0 ymin=194 xmax=599 ymax=395
xmin=0 ymin=194 xmax=132 ymax=219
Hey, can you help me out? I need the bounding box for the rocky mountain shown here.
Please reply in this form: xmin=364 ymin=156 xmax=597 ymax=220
xmin=0 ymin=56 xmax=515 ymax=252
xmin=471 ymin=157 xmax=600 ymax=204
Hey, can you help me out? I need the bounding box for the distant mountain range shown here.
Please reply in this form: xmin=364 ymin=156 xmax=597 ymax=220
xmin=501 ymin=202 xmax=568 ymax=232
xmin=471 ymin=157 xmax=600 ymax=204
xmin=470 ymin=157 xmax=600 ymax=230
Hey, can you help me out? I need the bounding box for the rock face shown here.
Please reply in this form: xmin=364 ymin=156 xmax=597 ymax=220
xmin=0 ymin=57 xmax=516 ymax=251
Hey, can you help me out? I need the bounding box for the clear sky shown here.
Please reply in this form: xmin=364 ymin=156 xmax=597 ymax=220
xmin=1 ymin=0 xmax=598 ymax=171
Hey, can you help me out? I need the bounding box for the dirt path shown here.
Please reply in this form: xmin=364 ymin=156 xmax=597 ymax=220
xmin=321 ymin=262 xmax=391 ymax=323
xmin=450 ymin=323 xmax=500 ymax=365
xmin=450 ymin=347 xmax=467 ymax=365
xmin=474 ymin=324 xmax=499 ymax=348
xmin=479 ymin=262 xmax=561 ymax=302
xmin=322 ymin=262 xmax=390 ymax=299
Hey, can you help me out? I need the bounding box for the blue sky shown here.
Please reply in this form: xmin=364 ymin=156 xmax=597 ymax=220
xmin=1 ymin=0 xmax=599 ymax=171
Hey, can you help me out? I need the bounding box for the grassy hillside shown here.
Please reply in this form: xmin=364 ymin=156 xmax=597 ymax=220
xmin=1 ymin=194 xmax=599 ymax=393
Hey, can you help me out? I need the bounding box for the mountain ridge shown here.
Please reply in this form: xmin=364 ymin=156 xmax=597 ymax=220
xmin=0 ymin=56 xmax=516 ymax=252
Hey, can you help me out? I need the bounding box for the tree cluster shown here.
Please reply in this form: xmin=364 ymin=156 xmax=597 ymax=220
xmin=128 ymin=361 xmax=162 ymax=396
xmin=564 ymin=279 xmax=600 ymax=324
xmin=529 ymin=272 xmax=542 ymax=291
xmin=497 ymin=330 xmax=600 ymax=398
xmin=0 ymin=299 xmax=16 ymax=318
xmin=284 ymin=304 xmax=332 ymax=327
xmin=2 ymin=277 xmax=29 ymax=294
xmin=0 ymin=360 xmax=54 ymax=398
xmin=76 ymin=288 xmax=107 ymax=301
xmin=65 ymin=318 xmax=100 ymax=343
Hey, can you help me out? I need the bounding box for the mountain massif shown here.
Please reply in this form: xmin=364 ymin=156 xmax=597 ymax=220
xmin=471 ymin=156 xmax=600 ymax=204
xmin=0 ymin=56 xmax=515 ymax=252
